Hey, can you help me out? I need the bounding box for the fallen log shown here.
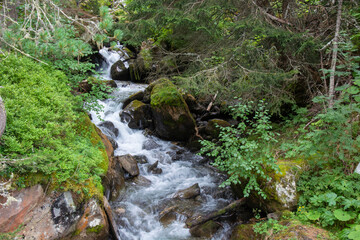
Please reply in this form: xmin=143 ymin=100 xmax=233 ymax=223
xmin=186 ymin=197 xmax=246 ymax=228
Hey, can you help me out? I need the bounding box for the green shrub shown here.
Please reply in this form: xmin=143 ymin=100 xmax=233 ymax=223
xmin=199 ymin=100 xmax=279 ymax=199
xmin=0 ymin=55 xmax=106 ymax=195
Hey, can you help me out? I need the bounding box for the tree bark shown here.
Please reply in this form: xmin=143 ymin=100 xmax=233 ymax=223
xmin=328 ymin=0 xmax=343 ymax=108
xmin=0 ymin=96 xmax=6 ymax=138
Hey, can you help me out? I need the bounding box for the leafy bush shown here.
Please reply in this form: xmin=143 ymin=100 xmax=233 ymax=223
xmin=0 ymin=55 xmax=107 ymax=195
xmin=199 ymin=100 xmax=279 ymax=199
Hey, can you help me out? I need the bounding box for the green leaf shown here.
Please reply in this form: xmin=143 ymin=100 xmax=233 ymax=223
xmin=347 ymin=86 xmax=360 ymax=95
xmin=306 ymin=210 xmax=321 ymax=221
xmin=334 ymin=209 xmax=354 ymax=222
xmin=348 ymin=231 xmax=360 ymax=240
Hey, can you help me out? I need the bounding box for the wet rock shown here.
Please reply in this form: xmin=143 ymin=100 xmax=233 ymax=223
xmin=128 ymin=56 xmax=150 ymax=83
xmin=133 ymin=155 xmax=148 ymax=164
xmin=115 ymin=154 xmax=139 ymax=177
xmin=98 ymin=121 xmax=119 ymax=138
xmin=149 ymin=78 xmax=196 ymax=141
xmin=159 ymin=206 xmax=178 ymax=226
xmin=142 ymin=138 xmax=161 ymax=150
xmin=122 ymin=91 xmax=145 ymax=109
xmin=173 ymin=183 xmax=200 ymax=199
xmin=115 ymin=208 xmax=126 ymax=215
xmin=104 ymin=80 xmax=117 ymax=88
xmin=103 ymin=197 xmax=121 ymax=240
xmin=147 ymin=161 xmax=163 ymax=174
xmin=120 ymin=100 xmax=152 ymax=129
xmin=132 ymin=176 xmax=152 ymax=187
xmin=0 ymin=185 xmax=43 ymax=233
xmin=74 ymin=198 xmax=109 ymax=240
xmin=111 ymin=60 xmax=130 ymax=80
xmin=108 ymin=136 xmax=118 ymax=150
xmin=0 ymin=96 xmax=6 ymax=138
xmin=204 ymin=119 xmax=231 ymax=138
xmin=104 ymin=155 xmax=125 ymax=201
xmin=95 ymin=126 xmax=114 ymax=160
xmin=189 ymin=220 xmax=221 ymax=238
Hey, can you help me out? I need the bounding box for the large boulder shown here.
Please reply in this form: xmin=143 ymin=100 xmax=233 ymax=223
xmin=0 ymin=186 xmax=112 ymax=240
xmin=149 ymin=78 xmax=196 ymax=141
xmin=233 ymin=159 xmax=305 ymax=213
xmin=110 ymin=60 xmax=130 ymax=81
xmin=120 ymin=100 xmax=152 ymax=129
xmin=0 ymin=96 xmax=6 ymax=138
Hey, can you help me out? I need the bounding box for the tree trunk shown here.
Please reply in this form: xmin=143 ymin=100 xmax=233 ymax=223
xmin=0 ymin=96 xmax=6 ymax=138
xmin=328 ymin=0 xmax=343 ymax=108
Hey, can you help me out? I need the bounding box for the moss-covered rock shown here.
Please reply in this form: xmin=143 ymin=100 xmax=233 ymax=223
xmin=235 ymin=159 xmax=305 ymax=213
xmin=122 ymin=91 xmax=145 ymax=109
xmin=205 ymin=119 xmax=231 ymax=138
xmin=189 ymin=220 xmax=221 ymax=238
xmin=120 ymin=100 xmax=152 ymax=129
xmin=230 ymin=224 xmax=257 ymax=240
xmin=271 ymin=219 xmax=332 ymax=240
xmin=149 ymin=78 xmax=196 ymax=141
xmin=71 ymin=198 xmax=109 ymax=240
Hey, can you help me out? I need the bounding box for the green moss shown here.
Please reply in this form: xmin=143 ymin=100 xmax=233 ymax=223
xmin=150 ymin=78 xmax=185 ymax=107
xmin=126 ymin=100 xmax=146 ymax=110
xmin=86 ymin=224 xmax=104 ymax=234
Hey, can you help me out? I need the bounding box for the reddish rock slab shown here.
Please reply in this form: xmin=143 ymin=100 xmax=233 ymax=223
xmin=0 ymin=184 xmax=43 ymax=233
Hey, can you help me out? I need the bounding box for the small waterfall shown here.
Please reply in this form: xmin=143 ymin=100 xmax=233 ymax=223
xmin=98 ymin=44 xmax=130 ymax=80
xmin=90 ymin=47 xmax=235 ymax=240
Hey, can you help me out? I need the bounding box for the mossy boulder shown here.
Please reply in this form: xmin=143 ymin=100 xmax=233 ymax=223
xmin=189 ymin=220 xmax=221 ymax=238
xmin=110 ymin=60 xmax=130 ymax=81
xmin=234 ymin=159 xmax=305 ymax=213
xmin=120 ymin=100 xmax=152 ymax=129
xmin=230 ymin=224 xmax=257 ymax=240
xmin=204 ymin=119 xmax=231 ymax=138
xmin=149 ymin=78 xmax=196 ymax=141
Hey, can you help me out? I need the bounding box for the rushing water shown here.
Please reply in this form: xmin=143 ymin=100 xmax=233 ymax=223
xmin=90 ymin=47 xmax=234 ymax=240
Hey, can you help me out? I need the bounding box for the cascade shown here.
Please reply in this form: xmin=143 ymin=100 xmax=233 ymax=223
xmin=90 ymin=46 xmax=236 ymax=240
